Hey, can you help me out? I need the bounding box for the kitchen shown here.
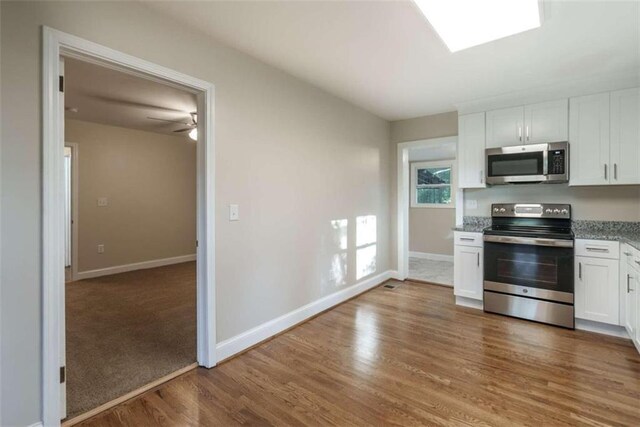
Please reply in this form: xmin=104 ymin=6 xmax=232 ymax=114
xmin=453 ymin=88 xmax=640 ymax=353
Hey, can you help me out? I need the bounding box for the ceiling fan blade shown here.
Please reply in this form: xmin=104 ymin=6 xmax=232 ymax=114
xmin=147 ymin=117 xmax=191 ymax=125
xmin=173 ymin=128 xmax=192 ymax=133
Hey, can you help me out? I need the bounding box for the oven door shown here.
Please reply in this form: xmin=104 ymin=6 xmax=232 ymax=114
xmin=486 ymin=144 xmax=546 ymax=184
xmin=483 ymin=237 xmax=574 ymax=302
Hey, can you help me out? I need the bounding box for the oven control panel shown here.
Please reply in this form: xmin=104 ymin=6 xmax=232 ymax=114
xmin=491 ymin=203 xmax=571 ymax=219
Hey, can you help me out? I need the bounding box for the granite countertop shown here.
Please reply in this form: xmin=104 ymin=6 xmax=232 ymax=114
xmin=453 ymin=218 xmax=640 ymax=251
xmin=572 ymin=220 xmax=640 ymax=251
xmin=452 ymin=216 xmax=491 ymax=233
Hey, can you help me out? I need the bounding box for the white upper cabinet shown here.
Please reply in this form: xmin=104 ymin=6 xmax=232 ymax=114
xmin=486 ymin=106 xmax=524 ymax=148
xmin=486 ymin=100 xmax=568 ymax=148
xmin=569 ymin=93 xmax=610 ymax=186
xmin=524 ymin=99 xmax=569 ymax=144
xmin=610 ymin=88 xmax=640 ymax=185
xmin=570 ymin=88 xmax=640 ymax=186
xmin=458 ymin=112 xmax=486 ymax=189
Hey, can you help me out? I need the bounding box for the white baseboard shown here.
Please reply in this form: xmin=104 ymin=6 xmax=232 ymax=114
xmin=575 ymin=319 xmax=630 ymax=339
xmin=216 ymin=270 xmax=394 ymax=362
xmin=28 ymin=423 xmax=43 ymax=427
xmin=409 ymin=251 xmax=453 ymax=262
xmin=455 ymin=296 xmax=483 ymax=310
xmin=76 ymin=254 xmax=196 ymax=280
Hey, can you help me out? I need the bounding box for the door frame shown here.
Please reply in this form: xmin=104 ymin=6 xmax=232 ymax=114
xmin=42 ymin=27 xmax=216 ymax=425
xmin=396 ymin=136 xmax=462 ymax=279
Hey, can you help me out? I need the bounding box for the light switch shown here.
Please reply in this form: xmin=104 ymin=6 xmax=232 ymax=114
xmin=229 ymin=204 xmax=239 ymax=221
xmin=97 ymin=244 xmax=105 ymax=254
xmin=465 ymin=199 xmax=478 ymax=209
xmin=97 ymin=197 xmax=108 ymax=207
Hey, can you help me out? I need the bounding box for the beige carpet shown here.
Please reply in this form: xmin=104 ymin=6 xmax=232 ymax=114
xmin=65 ymin=261 xmax=196 ymax=419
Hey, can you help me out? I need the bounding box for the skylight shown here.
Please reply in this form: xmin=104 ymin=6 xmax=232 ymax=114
xmin=414 ymin=0 xmax=541 ymax=52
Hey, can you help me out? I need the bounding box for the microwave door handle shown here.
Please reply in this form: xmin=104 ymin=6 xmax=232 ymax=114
xmin=543 ymin=149 xmax=548 ymax=175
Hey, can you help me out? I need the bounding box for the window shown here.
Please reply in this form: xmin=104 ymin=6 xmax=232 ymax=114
xmin=410 ymin=161 xmax=456 ymax=208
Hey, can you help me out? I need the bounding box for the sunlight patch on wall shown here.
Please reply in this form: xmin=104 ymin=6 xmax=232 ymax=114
xmin=356 ymin=215 xmax=377 ymax=280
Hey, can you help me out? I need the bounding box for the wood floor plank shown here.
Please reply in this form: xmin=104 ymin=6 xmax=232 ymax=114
xmin=78 ymin=281 xmax=640 ymax=427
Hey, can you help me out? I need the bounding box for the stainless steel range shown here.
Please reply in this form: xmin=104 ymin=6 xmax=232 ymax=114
xmin=483 ymin=203 xmax=575 ymax=329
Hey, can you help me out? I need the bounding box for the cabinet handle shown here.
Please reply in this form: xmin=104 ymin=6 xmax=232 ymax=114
xmin=480 ymin=170 xmax=483 ymax=184
xmin=526 ymin=125 xmax=530 ymax=141
xmin=460 ymin=237 xmax=475 ymax=241
xmin=604 ymin=164 xmax=608 ymax=180
xmin=578 ymin=262 xmax=582 ymax=279
xmin=518 ymin=126 xmax=522 ymax=142
xmin=628 ymin=274 xmax=633 ymax=293
xmin=586 ymin=247 xmax=609 ymax=253
xmin=614 ymin=163 xmax=617 ymax=180
xmin=477 ymin=252 xmax=480 ymax=267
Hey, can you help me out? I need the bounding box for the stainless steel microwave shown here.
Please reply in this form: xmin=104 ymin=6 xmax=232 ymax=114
xmin=485 ymin=142 xmax=569 ymax=185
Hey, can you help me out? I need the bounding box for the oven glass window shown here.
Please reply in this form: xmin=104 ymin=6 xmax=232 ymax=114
xmin=484 ymin=242 xmax=573 ymax=293
xmin=488 ymin=152 xmax=544 ymax=177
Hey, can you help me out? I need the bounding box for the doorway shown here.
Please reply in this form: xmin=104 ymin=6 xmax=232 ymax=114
xmin=42 ymin=27 xmax=216 ymax=426
xmin=396 ymin=137 xmax=462 ymax=282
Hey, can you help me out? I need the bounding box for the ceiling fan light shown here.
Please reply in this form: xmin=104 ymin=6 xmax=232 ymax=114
xmin=188 ymin=128 xmax=198 ymax=141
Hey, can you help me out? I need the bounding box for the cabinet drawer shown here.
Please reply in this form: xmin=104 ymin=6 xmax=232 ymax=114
xmin=454 ymin=232 xmax=483 ymax=247
xmin=622 ymin=244 xmax=640 ymax=268
xmin=575 ymin=239 xmax=619 ymax=259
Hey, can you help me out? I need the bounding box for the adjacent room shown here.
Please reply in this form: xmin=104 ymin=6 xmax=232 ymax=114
xmin=62 ymin=58 xmax=198 ymax=420
xmin=1 ymin=1 xmax=639 ymax=427
xmin=406 ymin=138 xmax=457 ymax=285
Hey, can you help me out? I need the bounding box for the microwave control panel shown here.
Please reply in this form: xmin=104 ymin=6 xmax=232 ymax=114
xmin=548 ymin=149 xmax=566 ymax=175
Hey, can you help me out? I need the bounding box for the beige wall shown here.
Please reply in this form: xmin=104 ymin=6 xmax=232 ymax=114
xmin=409 ymin=208 xmax=455 ymax=255
xmin=0 ymin=2 xmax=391 ymax=425
xmin=66 ymin=120 xmax=197 ymax=272
xmin=465 ymin=185 xmax=640 ymax=221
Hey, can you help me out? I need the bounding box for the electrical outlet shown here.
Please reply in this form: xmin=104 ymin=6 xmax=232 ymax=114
xmin=97 ymin=244 xmax=105 ymax=254
xmin=229 ymin=204 xmax=239 ymax=221
xmin=97 ymin=197 xmax=108 ymax=207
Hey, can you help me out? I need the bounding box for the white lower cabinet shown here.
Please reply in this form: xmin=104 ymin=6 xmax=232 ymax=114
xmin=454 ymin=233 xmax=483 ymax=301
xmin=575 ymin=255 xmax=620 ymax=325
xmin=622 ymin=244 xmax=640 ymax=351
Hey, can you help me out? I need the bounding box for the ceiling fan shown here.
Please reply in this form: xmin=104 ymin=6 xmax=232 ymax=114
xmin=147 ymin=112 xmax=198 ymax=140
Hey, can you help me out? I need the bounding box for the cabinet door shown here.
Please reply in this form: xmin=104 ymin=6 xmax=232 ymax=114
xmin=575 ymin=256 xmax=619 ymax=325
xmin=623 ymin=266 xmax=637 ymax=339
xmin=486 ymin=106 xmax=524 ymax=148
xmin=569 ymin=93 xmax=610 ymax=186
xmin=458 ymin=113 xmax=486 ymax=189
xmin=454 ymin=245 xmax=483 ymax=300
xmin=610 ymin=88 xmax=640 ymax=185
xmin=524 ymin=99 xmax=568 ymax=144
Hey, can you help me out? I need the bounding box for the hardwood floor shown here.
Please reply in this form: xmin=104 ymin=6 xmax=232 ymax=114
xmin=78 ymin=280 xmax=640 ymax=426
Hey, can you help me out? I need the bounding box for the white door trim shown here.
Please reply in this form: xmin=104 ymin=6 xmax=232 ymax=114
xmin=396 ymin=137 xmax=460 ymax=279
xmin=42 ymin=26 xmax=216 ymax=426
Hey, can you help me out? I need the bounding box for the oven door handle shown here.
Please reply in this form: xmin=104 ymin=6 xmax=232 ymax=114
xmin=483 ymin=234 xmax=574 ymax=248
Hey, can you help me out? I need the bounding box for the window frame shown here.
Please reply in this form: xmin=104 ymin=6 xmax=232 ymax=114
xmin=410 ymin=160 xmax=456 ymax=209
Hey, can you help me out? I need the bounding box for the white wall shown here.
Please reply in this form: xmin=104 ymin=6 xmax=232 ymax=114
xmin=0 ymin=2 xmax=391 ymax=425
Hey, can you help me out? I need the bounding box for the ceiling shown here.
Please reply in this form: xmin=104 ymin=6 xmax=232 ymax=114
xmin=64 ymin=57 xmax=197 ymax=136
xmin=143 ymin=0 xmax=640 ymax=121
